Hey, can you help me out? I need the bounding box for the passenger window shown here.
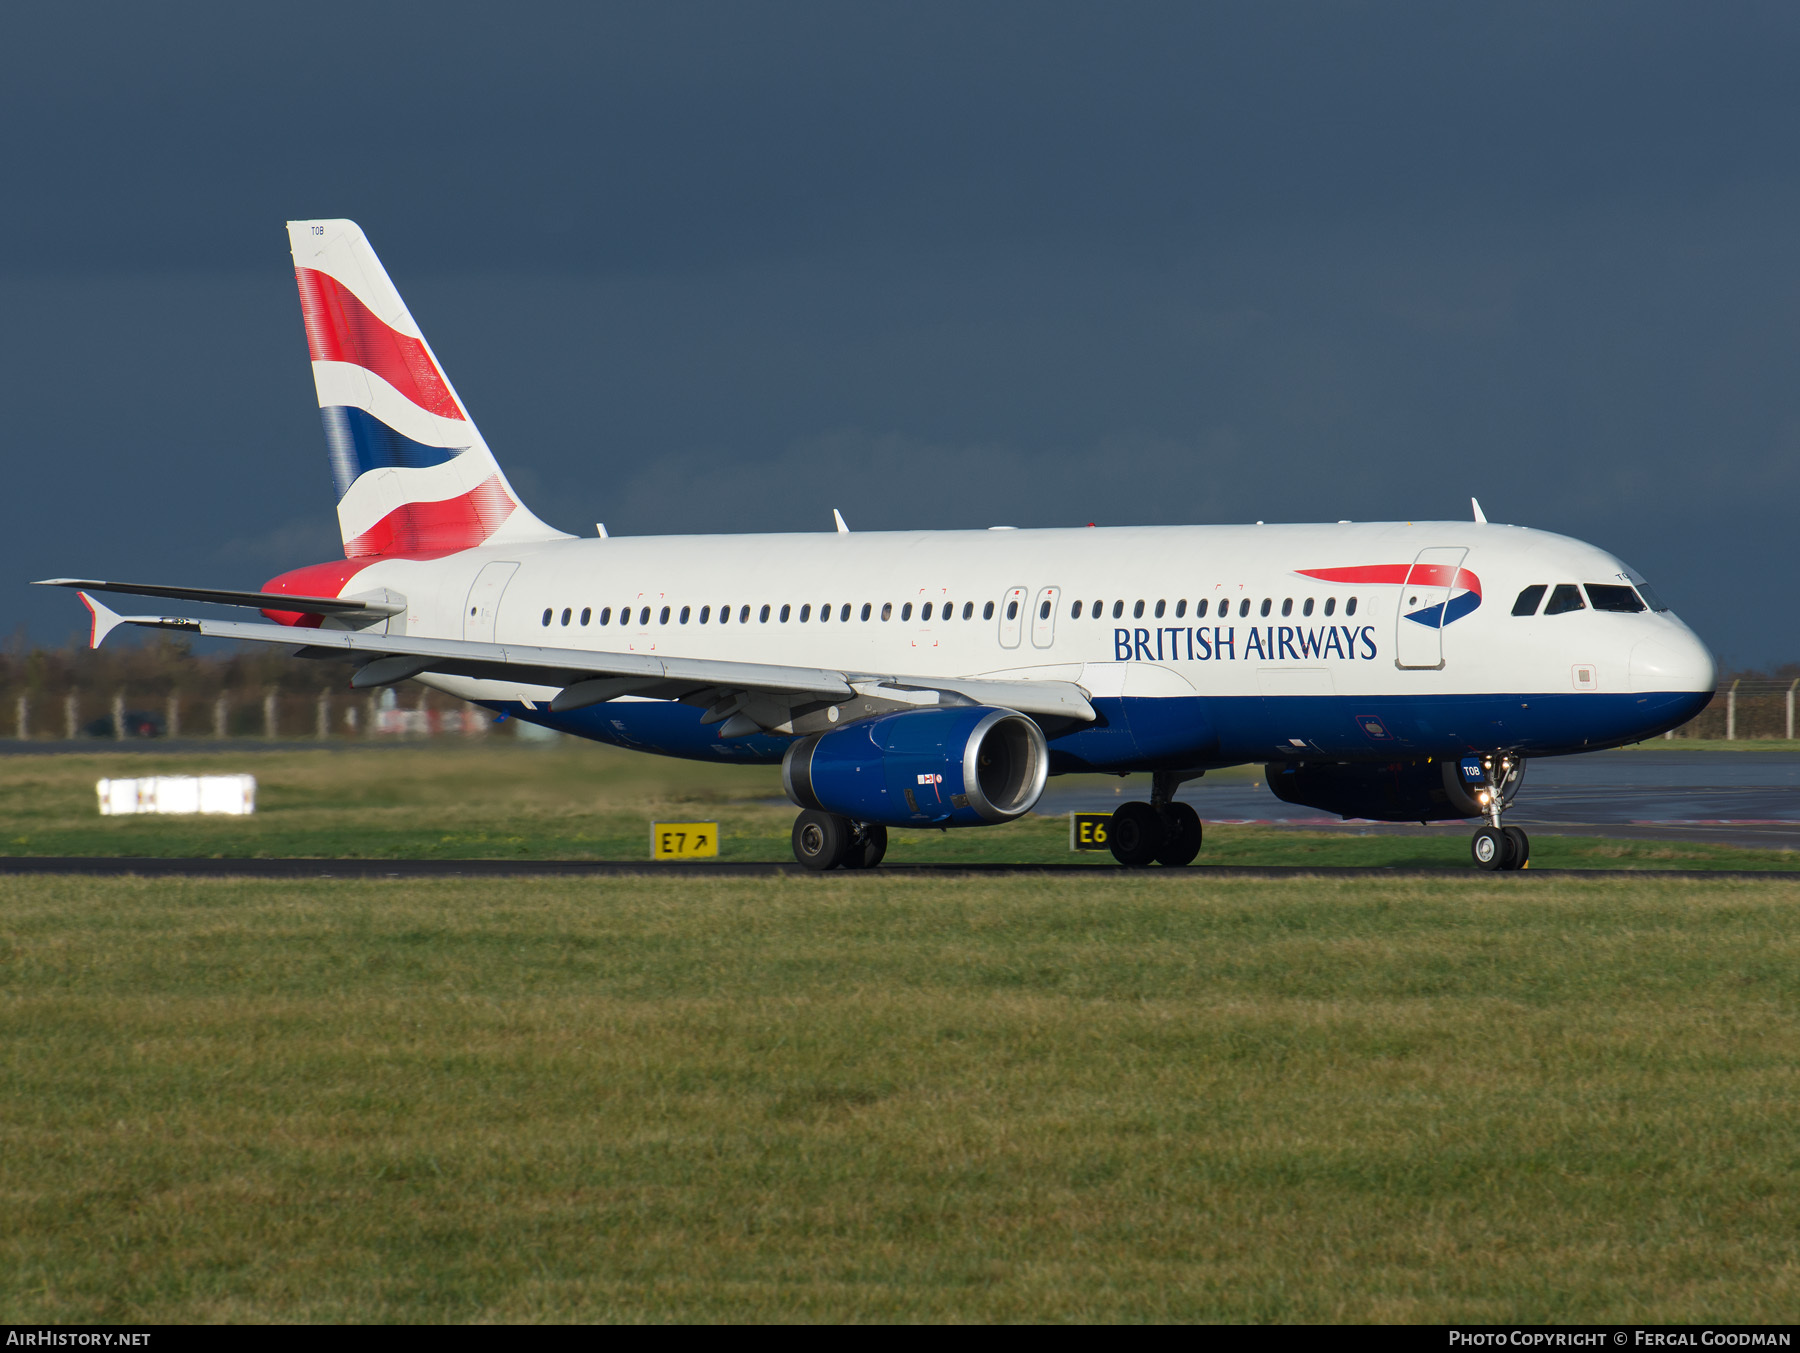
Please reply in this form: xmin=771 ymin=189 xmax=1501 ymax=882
xmin=799 ymin=604 xmax=811 ymax=622
xmin=939 ymin=602 xmax=950 ymax=622
xmin=1004 ymin=600 xmax=1016 ymax=620
xmin=1154 ymin=599 xmax=1166 ymax=619
xmin=580 ymin=607 xmax=591 ymax=625
xmin=1512 ymin=585 xmax=1548 ymax=616
xmin=658 ymin=606 xmax=670 ymax=625
xmin=1090 ymin=599 xmax=1101 ymax=617
xmin=1071 ymin=600 xmax=1083 ymax=619
xmin=1586 ymin=584 xmax=1646 ymax=613
xmin=861 ymin=603 xmax=872 ymax=621
xmin=560 ymin=608 xmax=572 ymax=626
xmin=1260 ymin=599 xmax=1271 ymax=617
xmin=818 ymin=603 xmax=829 ymax=623
xmin=962 ymin=602 xmax=973 ymax=620
xmin=1239 ymin=598 xmax=1251 ymax=618
xmin=1133 ymin=600 xmax=1145 ymax=619
xmin=599 ymin=607 xmax=611 ymax=625
xmin=1195 ymin=599 xmax=1208 ymax=618
xmin=841 ymin=604 xmax=852 ymax=621
xmin=921 ymin=602 xmax=932 ymax=621
xmin=883 ymin=603 xmax=894 ymax=621
xmin=1346 ymin=598 xmax=1357 ymax=617
xmin=639 ymin=607 xmax=651 ymax=626
xmin=1545 ymin=584 xmax=1586 ymax=616
xmin=1302 ymin=598 xmax=1313 ymax=617
xmin=982 ymin=601 xmax=993 ymax=620
xmin=1281 ymin=599 xmax=1292 ymax=617
xmin=1112 ymin=601 xmax=1124 ymax=619
xmin=541 ymin=609 xmax=551 ymax=626
xmin=1323 ymin=597 xmax=1335 ymax=617
xmin=1175 ymin=599 xmax=1186 ymax=618
xmin=759 ymin=604 xmax=770 ymax=623
xmin=902 ymin=603 xmax=913 ymax=621
xmin=679 ymin=606 xmax=690 ymax=624
xmin=739 ymin=605 xmax=750 ymax=623
xmin=1039 ymin=599 xmax=1051 ymax=619
xmin=780 ymin=604 xmax=791 ymax=622
xmin=700 ymin=606 xmax=710 ymax=624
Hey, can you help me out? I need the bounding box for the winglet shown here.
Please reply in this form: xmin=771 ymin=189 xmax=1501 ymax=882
xmin=1472 ymin=497 xmax=1488 ymax=524
xmin=78 ymin=592 xmax=128 ymax=649
xmin=832 ymin=508 xmax=849 ymax=534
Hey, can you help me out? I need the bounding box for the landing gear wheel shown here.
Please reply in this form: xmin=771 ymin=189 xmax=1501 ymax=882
xmin=1471 ymin=825 xmax=1513 ymax=872
xmin=1109 ymin=801 xmax=1166 ymax=868
xmin=844 ymin=823 xmax=888 ymax=870
xmin=792 ymin=810 xmax=852 ymax=872
xmin=1154 ymin=802 xmax=1203 ymax=867
xmin=1502 ymin=826 xmax=1530 ymax=870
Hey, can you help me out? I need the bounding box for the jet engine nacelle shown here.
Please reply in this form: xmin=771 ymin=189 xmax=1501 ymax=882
xmin=783 ymin=706 xmax=1049 ymax=829
xmin=1265 ymin=756 xmax=1523 ymax=823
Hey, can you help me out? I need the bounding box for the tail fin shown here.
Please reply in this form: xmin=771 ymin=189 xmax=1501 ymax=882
xmin=287 ymin=219 xmax=569 ymax=559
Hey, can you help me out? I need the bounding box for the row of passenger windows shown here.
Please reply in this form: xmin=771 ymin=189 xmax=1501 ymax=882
xmin=540 ymin=600 xmax=1001 ymax=628
xmin=538 ymin=593 xmax=1361 ymax=629
xmin=1512 ymin=583 xmax=1663 ymax=617
xmin=1069 ymin=595 xmax=1356 ymax=620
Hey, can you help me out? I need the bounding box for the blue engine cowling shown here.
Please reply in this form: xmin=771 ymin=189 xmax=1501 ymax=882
xmin=1264 ymin=756 xmax=1519 ymax=823
xmin=782 ymin=706 xmax=1050 ymax=828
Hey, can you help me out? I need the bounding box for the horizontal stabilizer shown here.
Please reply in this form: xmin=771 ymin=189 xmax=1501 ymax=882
xmin=35 ymin=578 xmax=404 ymax=617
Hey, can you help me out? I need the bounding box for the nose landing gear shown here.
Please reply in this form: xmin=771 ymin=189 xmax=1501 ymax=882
xmin=1467 ymin=754 xmax=1529 ymax=871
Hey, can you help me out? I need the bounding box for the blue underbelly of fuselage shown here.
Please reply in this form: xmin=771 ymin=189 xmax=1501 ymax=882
xmin=483 ymin=687 xmax=1712 ymax=772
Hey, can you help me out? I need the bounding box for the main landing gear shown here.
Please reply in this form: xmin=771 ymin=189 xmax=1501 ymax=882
xmin=1108 ymin=770 xmax=1205 ymax=868
xmin=791 ymin=810 xmax=888 ymax=872
xmin=1468 ymin=753 xmax=1529 ymax=872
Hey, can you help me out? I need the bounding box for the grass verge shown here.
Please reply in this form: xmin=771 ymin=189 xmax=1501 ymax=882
xmin=3 ymin=872 xmax=1798 ymax=1321
xmin=1 ymin=744 xmax=1793 ymax=871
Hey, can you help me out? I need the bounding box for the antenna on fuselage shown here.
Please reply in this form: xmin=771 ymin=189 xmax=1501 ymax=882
xmin=1471 ymin=498 xmax=1488 ymax=524
xmin=832 ymin=508 xmax=850 ymax=533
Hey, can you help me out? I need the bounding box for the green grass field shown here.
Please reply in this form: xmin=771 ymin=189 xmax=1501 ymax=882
xmin=1 ymin=742 xmax=1794 ymax=871
xmin=3 ymin=871 xmax=1798 ymax=1321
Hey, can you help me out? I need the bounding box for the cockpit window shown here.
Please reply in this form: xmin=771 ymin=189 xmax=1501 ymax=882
xmin=1512 ymin=584 xmax=1547 ymax=616
xmin=1636 ymin=582 xmax=1670 ymax=612
xmin=1585 ymin=584 xmax=1646 ymax=614
xmin=1544 ymin=584 xmax=1586 ymax=615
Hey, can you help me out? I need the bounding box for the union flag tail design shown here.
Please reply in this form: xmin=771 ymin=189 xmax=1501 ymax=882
xmin=287 ymin=220 xmax=568 ymax=559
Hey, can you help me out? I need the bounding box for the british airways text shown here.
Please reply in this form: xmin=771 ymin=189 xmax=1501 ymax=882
xmin=1113 ymin=626 xmax=1379 ymax=662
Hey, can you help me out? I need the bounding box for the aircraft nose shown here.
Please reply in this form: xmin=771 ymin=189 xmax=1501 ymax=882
xmin=1630 ymin=631 xmax=1716 ymax=694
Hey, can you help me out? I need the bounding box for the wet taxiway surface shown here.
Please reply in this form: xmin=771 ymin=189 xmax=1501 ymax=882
xmin=1035 ymin=750 xmax=1800 ymax=851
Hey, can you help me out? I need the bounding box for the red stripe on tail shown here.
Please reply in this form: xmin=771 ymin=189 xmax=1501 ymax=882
xmin=343 ymin=475 xmax=516 ymax=559
xmin=295 ymin=268 xmax=465 ymax=422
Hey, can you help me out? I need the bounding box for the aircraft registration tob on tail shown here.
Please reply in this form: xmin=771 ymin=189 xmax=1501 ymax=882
xmin=43 ymin=220 xmax=1718 ymax=872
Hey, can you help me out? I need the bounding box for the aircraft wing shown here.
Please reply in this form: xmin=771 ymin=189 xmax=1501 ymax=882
xmin=68 ymin=591 xmax=1096 ymax=732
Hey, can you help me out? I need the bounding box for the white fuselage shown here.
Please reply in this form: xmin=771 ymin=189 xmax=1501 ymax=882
xmin=311 ymin=518 xmax=1714 ymax=769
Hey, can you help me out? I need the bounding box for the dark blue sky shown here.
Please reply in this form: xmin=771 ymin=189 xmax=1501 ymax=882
xmin=4 ymin=2 xmax=1796 ymax=667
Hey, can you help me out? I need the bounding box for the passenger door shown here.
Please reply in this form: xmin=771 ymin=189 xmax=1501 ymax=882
xmin=1394 ymin=546 xmax=1468 ymax=670
xmin=463 ymin=561 xmax=519 ymax=642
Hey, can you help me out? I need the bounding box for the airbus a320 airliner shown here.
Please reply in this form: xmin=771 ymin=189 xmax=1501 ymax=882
xmin=43 ymin=220 xmax=1717 ymax=871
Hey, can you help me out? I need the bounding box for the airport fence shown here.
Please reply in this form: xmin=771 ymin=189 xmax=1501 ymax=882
xmin=0 ymin=638 xmax=501 ymax=742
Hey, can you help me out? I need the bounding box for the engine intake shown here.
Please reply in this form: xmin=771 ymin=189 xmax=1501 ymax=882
xmin=783 ymin=706 xmax=1049 ymax=828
